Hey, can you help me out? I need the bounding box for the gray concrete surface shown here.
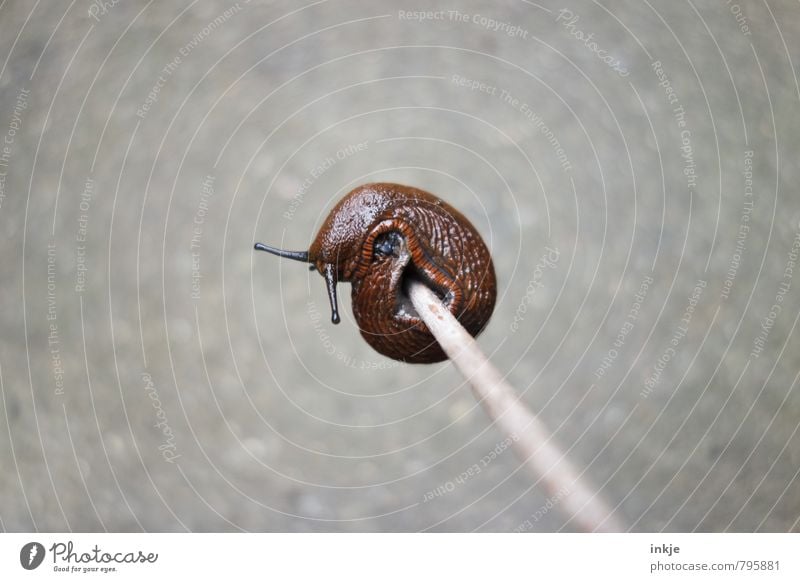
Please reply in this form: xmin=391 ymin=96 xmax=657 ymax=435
xmin=1 ymin=0 xmax=799 ymax=532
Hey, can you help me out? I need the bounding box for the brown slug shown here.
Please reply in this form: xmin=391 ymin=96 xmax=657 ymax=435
xmin=255 ymin=183 xmax=496 ymax=363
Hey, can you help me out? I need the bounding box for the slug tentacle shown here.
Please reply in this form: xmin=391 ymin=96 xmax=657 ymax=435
xmin=253 ymin=242 xmax=309 ymax=263
xmin=322 ymin=263 xmax=341 ymax=325
xmin=255 ymin=183 xmax=496 ymax=363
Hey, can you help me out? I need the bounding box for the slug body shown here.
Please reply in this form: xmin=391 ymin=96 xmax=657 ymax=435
xmin=256 ymin=183 xmax=496 ymax=363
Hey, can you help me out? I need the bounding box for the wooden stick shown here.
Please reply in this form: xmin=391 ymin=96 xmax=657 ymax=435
xmin=409 ymin=280 xmax=624 ymax=532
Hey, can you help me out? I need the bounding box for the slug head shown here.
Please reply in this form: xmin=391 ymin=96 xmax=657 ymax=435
xmin=255 ymin=185 xmax=399 ymax=325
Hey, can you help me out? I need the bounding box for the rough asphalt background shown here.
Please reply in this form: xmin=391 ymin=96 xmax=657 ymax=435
xmin=1 ymin=0 xmax=799 ymax=532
